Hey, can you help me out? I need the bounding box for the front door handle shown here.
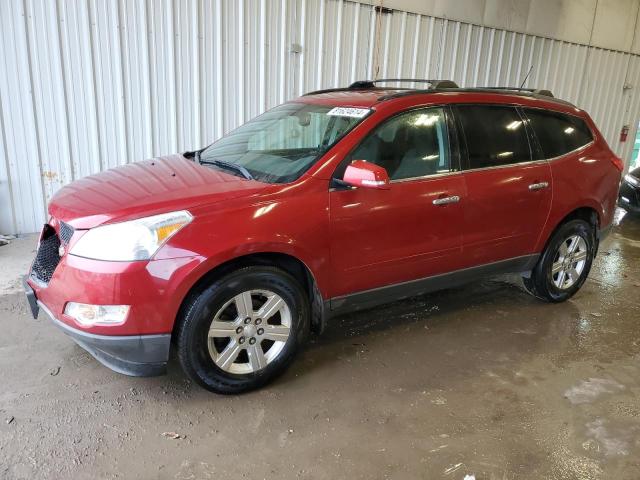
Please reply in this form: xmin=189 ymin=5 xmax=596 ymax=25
xmin=432 ymin=195 xmax=460 ymax=206
xmin=528 ymin=182 xmax=549 ymax=191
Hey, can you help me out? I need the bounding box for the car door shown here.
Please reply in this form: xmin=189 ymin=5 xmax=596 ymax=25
xmin=453 ymin=104 xmax=552 ymax=267
xmin=329 ymin=106 xmax=467 ymax=299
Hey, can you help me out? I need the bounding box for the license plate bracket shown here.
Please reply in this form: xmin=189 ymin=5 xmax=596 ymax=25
xmin=23 ymin=276 xmax=39 ymax=319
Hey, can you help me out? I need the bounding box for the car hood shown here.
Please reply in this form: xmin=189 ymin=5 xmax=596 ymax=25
xmin=49 ymin=155 xmax=267 ymax=228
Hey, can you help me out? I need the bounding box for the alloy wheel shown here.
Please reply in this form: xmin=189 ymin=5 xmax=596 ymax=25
xmin=550 ymin=234 xmax=588 ymax=290
xmin=207 ymin=289 xmax=291 ymax=374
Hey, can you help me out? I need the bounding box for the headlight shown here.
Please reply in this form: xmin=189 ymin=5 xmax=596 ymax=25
xmin=70 ymin=210 xmax=192 ymax=261
xmin=624 ymin=174 xmax=639 ymax=187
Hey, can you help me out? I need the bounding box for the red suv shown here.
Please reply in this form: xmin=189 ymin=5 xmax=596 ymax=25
xmin=24 ymin=79 xmax=622 ymax=393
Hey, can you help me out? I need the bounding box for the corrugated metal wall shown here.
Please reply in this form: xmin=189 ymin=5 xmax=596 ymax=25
xmin=1 ymin=0 xmax=640 ymax=234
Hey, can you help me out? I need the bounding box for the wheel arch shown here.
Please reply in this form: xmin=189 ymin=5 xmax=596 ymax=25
xmin=537 ymin=206 xmax=600 ymax=256
xmin=172 ymin=252 xmax=327 ymax=340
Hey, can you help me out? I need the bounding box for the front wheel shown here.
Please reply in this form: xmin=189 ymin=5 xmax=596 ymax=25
xmin=523 ymin=219 xmax=595 ymax=302
xmin=176 ymin=266 xmax=309 ymax=394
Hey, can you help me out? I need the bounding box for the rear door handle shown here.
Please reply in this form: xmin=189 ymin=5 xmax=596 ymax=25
xmin=432 ymin=195 xmax=460 ymax=205
xmin=528 ymin=182 xmax=549 ymax=191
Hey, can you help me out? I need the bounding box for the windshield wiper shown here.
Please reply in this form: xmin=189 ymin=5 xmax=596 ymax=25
xmin=183 ymin=149 xmax=201 ymax=160
xmin=199 ymin=158 xmax=253 ymax=180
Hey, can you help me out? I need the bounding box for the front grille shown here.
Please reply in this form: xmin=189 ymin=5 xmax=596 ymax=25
xmin=59 ymin=221 xmax=74 ymax=245
xmin=31 ymin=225 xmax=61 ymax=284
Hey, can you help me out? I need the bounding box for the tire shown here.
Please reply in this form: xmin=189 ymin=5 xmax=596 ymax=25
xmin=523 ymin=219 xmax=595 ymax=302
xmin=176 ymin=266 xmax=310 ymax=394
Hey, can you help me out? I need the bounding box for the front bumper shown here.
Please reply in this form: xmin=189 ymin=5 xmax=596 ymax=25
xmin=618 ymin=181 xmax=640 ymax=213
xmin=618 ymin=196 xmax=640 ymax=213
xmin=24 ymin=277 xmax=170 ymax=376
xmin=27 ymin=246 xmax=202 ymax=336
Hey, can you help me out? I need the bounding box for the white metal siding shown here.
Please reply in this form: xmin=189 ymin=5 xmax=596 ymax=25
xmin=1 ymin=0 xmax=639 ymax=234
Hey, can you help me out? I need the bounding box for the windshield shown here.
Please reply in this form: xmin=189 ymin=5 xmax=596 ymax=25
xmin=199 ymin=103 xmax=369 ymax=183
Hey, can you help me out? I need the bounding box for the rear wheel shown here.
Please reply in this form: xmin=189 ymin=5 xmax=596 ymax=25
xmin=176 ymin=266 xmax=309 ymax=394
xmin=523 ymin=219 xmax=595 ymax=302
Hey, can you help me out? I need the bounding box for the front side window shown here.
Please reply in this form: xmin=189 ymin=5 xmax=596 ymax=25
xmin=346 ymin=107 xmax=451 ymax=181
xmin=523 ymin=108 xmax=593 ymax=159
xmin=200 ymin=103 xmax=367 ymax=183
xmin=455 ymin=105 xmax=531 ymax=169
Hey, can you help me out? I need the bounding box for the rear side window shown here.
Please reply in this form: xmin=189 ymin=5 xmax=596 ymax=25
xmin=455 ymin=105 xmax=531 ymax=169
xmin=523 ymin=108 xmax=593 ymax=159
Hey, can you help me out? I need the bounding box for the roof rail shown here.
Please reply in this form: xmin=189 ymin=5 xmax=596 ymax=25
xmin=349 ymin=78 xmax=460 ymax=89
xmin=303 ymin=78 xmax=459 ymax=96
xmin=485 ymin=87 xmax=554 ymax=97
xmin=378 ymin=86 xmax=569 ymax=104
xmin=302 ymin=81 xmax=568 ymax=106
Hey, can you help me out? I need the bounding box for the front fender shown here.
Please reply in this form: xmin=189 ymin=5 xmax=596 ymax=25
xmin=155 ymin=179 xmax=331 ymax=328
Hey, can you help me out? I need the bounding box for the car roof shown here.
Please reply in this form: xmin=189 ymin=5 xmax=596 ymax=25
xmin=295 ymin=80 xmax=580 ymax=115
xmin=296 ymin=88 xmax=409 ymax=107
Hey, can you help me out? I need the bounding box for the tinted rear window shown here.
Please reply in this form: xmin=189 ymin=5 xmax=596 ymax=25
xmin=523 ymin=108 xmax=593 ymax=159
xmin=455 ymin=105 xmax=531 ymax=169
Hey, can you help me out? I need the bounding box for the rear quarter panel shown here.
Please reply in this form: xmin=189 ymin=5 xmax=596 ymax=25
xmin=535 ymin=138 xmax=620 ymax=253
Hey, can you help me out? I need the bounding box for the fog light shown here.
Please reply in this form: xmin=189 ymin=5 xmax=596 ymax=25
xmin=64 ymin=303 xmax=130 ymax=326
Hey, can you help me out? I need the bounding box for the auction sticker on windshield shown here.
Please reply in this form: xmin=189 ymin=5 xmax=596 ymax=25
xmin=327 ymin=107 xmax=370 ymax=118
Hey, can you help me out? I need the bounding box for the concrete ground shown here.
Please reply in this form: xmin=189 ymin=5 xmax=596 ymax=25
xmin=1 ymin=209 xmax=639 ymax=480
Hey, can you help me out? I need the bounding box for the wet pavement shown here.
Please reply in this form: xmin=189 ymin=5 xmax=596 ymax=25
xmin=1 ymin=208 xmax=639 ymax=479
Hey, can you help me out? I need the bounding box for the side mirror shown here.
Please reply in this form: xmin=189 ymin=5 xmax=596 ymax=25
xmin=342 ymin=160 xmax=391 ymax=190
